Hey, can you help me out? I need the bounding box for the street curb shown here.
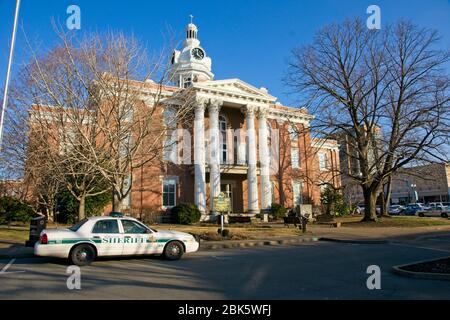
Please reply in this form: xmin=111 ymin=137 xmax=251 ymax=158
xmin=391 ymin=256 xmax=450 ymax=281
xmin=200 ymin=236 xmax=319 ymax=250
xmin=318 ymin=237 xmax=389 ymax=244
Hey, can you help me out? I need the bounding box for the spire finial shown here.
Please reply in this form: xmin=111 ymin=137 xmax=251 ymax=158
xmin=189 ymin=14 xmax=194 ymax=24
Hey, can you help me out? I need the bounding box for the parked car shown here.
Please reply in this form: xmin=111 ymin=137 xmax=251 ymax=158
xmin=355 ymin=204 xmax=381 ymax=215
xmin=416 ymin=206 xmax=450 ymax=218
xmin=388 ymin=205 xmax=405 ymax=216
xmin=427 ymin=202 xmax=448 ymax=210
xmin=34 ymin=213 xmax=200 ymax=266
xmin=404 ymin=203 xmax=428 ymax=216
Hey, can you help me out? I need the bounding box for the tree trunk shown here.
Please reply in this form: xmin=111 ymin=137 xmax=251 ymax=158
xmin=48 ymin=208 xmax=55 ymax=223
xmin=380 ymin=176 xmax=392 ymax=217
xmin=384 ymin=176 xmax=392 ymax=214
xmin=113 ymin=190 xmax=124 ymax=212
xmin=78 ymin=195 xmax=86 ymax=221
xmin=362 ymin=187 xmax=378 ymax=222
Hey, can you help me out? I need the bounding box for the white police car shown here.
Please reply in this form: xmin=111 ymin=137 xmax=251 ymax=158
xmin=34 ymin=213 xmax=200 ymax=266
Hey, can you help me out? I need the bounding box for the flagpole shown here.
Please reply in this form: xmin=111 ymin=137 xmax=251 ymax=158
xmin=0 ymin=0 xmax=21 ymax=150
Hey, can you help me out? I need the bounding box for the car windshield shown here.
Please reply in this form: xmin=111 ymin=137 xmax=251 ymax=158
xmin=69 ymin=219 xmax=88 ymax=231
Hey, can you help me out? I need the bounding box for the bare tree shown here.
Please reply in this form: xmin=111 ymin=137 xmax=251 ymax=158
xmin=4 ymin=27 xmax=194 ymax=220
xmin=286 ymin=19 xmax=449 ymax=221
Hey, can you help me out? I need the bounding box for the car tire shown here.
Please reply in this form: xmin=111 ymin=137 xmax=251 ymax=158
xmin=70 ymin=244 xmax=96 ymax=266
xmin=163 ymin=241 xmax=184 ymax=261
xmin=441 ymin=213 xmax=448 ymax=219
xmin=418 ymin=212 xmax=425 ymax=217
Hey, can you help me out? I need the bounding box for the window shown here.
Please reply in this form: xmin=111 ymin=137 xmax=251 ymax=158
xmin=162 ymin=179 xmax=177 ymax=208
xmin=119 ymin=104 xmax=134 ymax=122
xmin=92 ymin=220 xmax=119 ymax=234
xmin=59 ymin=127 xmax=77 ymax=155
xmin=183 ymin=77 xmax=192 ymax=88
xmin=293 ymin=181 xmax=303 ymax=206
xmin=288 ymin=125 xmax=298 ymax=141
xmin=69 ymin=219 xmax=88 ymax=232
xmin=163 ymin=108 xmax=177 ymax=162
xmin=291 ymin=148 xmax=300 ymax=169
xmin=122 ymin=220 xmax=148 ymax=234
xmin=319 ymin=153 xmax=328 ymax=171
xmin=219 ymin=115 xmax=227 ymax=164
xmin=163 ymin=132 xmax=176 ymax=161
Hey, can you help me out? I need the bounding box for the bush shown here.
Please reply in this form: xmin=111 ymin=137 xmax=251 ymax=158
xmin=0 ymin=197 xmax=35 ymax=224
xmin=55 ymin=188 xmax=111 ymax=223
xmin=217 ymin=228 xmax=230 ymax=238
xmin=171 ymin=203 xmax=201 ymax=225
xmin=270 ymin=203 xmax=287 ymax=220
xmin=320 ymin=186 xmax=350 ymax=216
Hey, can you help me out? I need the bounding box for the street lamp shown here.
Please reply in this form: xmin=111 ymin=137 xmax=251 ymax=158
xmin=0 ymin=0 xmax=21 ymax=150
xmin=410 ymin=184 xmax=418 ymax=203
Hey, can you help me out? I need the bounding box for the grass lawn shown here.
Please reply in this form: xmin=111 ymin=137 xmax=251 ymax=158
xmin=336 ymin=215 xmax=450 ymax=228
xmin=156 ymin=224 xmax=305 ymax=240
xmin=0 ymin=228 xmax=29 ymax=243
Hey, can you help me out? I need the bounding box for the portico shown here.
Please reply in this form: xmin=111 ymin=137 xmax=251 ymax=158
xmin=190 ymin=79 xmax=277 ymax=220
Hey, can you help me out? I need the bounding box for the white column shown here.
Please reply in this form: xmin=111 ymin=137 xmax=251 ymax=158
xmin=194 ymin=99 xmax=206 ymax=213
xmin=257 ymin=108 xmax=271 ymax=214
xmin=242 ymin=105 xmax=259 ymax=214
xmin=208 ymin=99 xmax=222 ymax=214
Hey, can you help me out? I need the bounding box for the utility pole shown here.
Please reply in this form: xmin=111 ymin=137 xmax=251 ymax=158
xmin=0 ymin=0 xmax=21 ymax=150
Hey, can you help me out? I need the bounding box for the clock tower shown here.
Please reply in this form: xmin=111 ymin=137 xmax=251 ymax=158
xmin=169 ymin=18 xmax=214 ymax=88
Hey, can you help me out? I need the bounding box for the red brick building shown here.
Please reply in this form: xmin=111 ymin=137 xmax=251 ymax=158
xmin=126 ymin=22 xmax=341 ymax=221
xmin=27 ymin=21 xmax=341 ymax=222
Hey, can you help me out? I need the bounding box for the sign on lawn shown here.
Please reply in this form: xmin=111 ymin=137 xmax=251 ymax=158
xmin=213 ymin=192 xmax=231 ymax=212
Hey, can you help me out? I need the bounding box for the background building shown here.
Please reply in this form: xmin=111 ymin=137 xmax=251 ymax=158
xmin=390 ymin=163 xmax=450 ymax=204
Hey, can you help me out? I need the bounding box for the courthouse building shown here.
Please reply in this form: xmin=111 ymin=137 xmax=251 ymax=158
xmin=128 ymin=21 xmax=341 ymax=221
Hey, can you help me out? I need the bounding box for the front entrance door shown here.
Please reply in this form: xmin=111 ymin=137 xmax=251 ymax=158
xmin=220 ymin=183 xmax=233 ymax=212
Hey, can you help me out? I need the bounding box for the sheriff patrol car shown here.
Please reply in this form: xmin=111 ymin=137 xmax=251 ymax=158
xmin=34 ymin=213 xmax=200 ymax=266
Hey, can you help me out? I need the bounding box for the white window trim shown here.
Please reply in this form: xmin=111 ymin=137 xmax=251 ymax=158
xmin=319 ymin=152 xmax=328 ymax=171
xmin=161 ymin=177 xmax=179 ymax=209
xmin=219 ymin=115 xmax=228 ymax=164
xmin=291 ymin=147 xmax=300 ymax=169
xmin=292 ymin=180 xmax=303 ymax=207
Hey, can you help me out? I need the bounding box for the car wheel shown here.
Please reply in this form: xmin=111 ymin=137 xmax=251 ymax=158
xmin=70 ymin=244 xmax=96 ymax=266
xmin=164 ymin=241 xmax=184 ymax=260
xmin=418 ymin=212 xmax=425 ymax=217
xmin=441 ymin=213 xmax=448 ymax=219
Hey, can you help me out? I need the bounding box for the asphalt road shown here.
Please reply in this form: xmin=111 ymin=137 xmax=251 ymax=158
xmin=1 ymin=240 xmax=449 ymax=299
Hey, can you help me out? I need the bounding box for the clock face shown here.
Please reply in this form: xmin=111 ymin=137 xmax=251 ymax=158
xmin=191 ymin=48 xmax=205 ymax=60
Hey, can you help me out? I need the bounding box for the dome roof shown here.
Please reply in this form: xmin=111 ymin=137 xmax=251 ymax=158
xmin=186 ymin=23 xmax=198 ymax=31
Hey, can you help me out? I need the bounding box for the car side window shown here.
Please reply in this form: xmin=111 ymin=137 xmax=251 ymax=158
xmin=92 ymin=220 xmax=119 ymax=234
xmin=122 ymin=220 xmax=148 ymax=234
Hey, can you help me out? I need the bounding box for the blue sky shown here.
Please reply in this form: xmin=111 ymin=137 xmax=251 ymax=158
xmin=0 ymin=0 xmax=449 ymax=105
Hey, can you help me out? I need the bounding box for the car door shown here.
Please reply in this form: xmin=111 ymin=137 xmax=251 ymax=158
xmin=91 ymin=219 xmax=124 ymax=256
xmin=120 ymin=219 xmax=158 ymax=255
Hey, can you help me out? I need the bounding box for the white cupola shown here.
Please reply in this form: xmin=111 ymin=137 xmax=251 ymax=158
xmin=169 ymin=16 xmax=214 ymax=88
